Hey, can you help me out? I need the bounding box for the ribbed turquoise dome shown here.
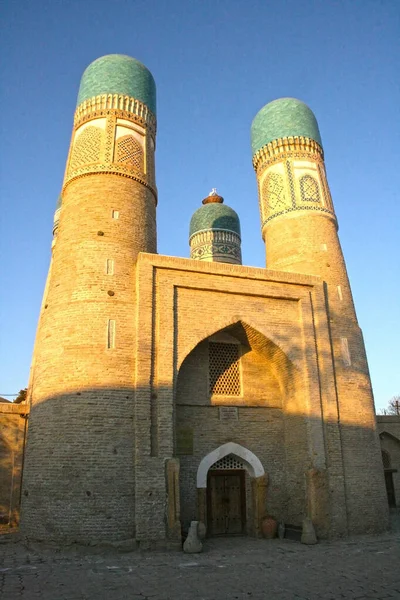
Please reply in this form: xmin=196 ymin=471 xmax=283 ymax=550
xmin=189 ymin=203 xmax=241 ymax=239
xmin=77 ymin=54 xmax=156 ymax=115
xmin=251 ymin=98 xmax=322 ymax=156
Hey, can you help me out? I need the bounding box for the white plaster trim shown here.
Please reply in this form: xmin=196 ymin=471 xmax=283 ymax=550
xmin=196 ymin=442 xmax=264 ymax=488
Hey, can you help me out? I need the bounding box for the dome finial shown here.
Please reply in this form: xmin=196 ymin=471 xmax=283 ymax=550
xmin=202 ymin=188 xmax=224 ymax=205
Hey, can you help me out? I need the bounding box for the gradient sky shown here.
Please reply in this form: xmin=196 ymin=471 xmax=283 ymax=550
xmin=1 ymin=0 xmax=399 ymax=412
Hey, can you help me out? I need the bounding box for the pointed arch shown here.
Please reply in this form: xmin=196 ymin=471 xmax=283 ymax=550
xmin=177 ymin=317 xmax=295 ymax=372
xmin=380 ymin=430 xmax=400 ymax=444
xmin=196 ymin=442 xmax=264 ymax=488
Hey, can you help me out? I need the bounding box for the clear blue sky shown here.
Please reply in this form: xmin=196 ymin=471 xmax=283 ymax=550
xmin=1 ymin=0 xmax=399 ymax=412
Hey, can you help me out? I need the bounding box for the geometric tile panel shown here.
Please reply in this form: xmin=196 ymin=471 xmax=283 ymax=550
xmin=69 ymin=126 xmax=102 ymax=171
xmin=299 ymin=175 xmax=320 ymax=203
xmin=263 ymin=172 xmax=287 ymax=210
xmin=115 ymin=135 xmax=143 ymax=171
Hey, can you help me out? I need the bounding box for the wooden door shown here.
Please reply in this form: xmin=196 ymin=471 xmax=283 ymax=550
xmin=207 ymin=470 xmax=245 ymax=535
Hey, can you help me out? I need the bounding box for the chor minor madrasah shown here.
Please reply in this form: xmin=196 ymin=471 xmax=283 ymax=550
xmin=2 ymin=54 xmax=393 ymax=546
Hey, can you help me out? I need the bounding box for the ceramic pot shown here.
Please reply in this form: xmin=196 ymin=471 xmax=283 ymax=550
xmin=261 ymin=516 xmax=278 ymax=539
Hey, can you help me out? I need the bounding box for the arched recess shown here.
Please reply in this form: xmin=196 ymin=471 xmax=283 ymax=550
xmin=176 ymin=319 xmax=301 ymax=408
xmin=379 ymin=431 xmax=400 ymax=509
xmin=197 ymin=442 xmax=264 ymax=488
xmin=380 ymin=430 xmax=400 ymax=444
xmin=177 ymin=317 xmax=299 ymax=374
xmin=176 ymin=319 xmax=312 ymax=533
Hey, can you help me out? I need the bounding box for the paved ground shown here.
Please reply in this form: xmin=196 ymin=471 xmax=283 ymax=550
xmin=0 ymin=527 xmax=399 ymax=600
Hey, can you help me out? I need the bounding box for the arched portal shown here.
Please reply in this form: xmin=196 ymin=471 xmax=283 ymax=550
xmin=195 ymin=443 xmax=267 ymax=537
xmin=175 ymin=320 xmax=307 ymax=537
xmin=197 ymin=442 xmax=264 ymax=487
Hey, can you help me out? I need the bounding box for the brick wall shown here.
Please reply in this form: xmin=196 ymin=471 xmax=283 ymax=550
xmin=134 ymin=254 xmax=386 ymax=539
xmin=255 ymin=146 xmax=388 ymax=534
xmin=21 ymin=171 xmax=156 ymax=542
xmin=0 ymin=402 xmax=28 ymax=530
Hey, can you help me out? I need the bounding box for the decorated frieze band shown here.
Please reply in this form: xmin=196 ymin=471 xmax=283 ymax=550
xmin=190 ymin=243 xmax=242 ymax=263
xmin=190 ymin=230 xmax=242 ymax=264
xmin=74 ymin=94 xmax=156 ymax=135
xmin=260 ymin=204 xmax=337 ymax=230
xmin=258 ymin=154 xmax=336 ymax=228
xmin=253 ymin=136 xmax=323 ymax=172
xmin=189 ymin=229 xmax=241 ymax=245
xmin=63 ymin=110 xmax=157 ymax=198
xmin=62 ymin=163 xmax=157 ymax=198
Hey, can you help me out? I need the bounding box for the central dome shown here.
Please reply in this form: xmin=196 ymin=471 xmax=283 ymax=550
xmin=189 ymin=203 xmax=241 ymax=239
xmin=77 ymin=54 xmax=156 ymax=115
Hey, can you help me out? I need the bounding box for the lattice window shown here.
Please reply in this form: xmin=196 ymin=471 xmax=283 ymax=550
xmin=382 ymin=450 xmax=391 ymax=469
xmin=262 ymin=172 xmax=286 ymax=210
xmin=115 ymin=135 xmax=143 ymax=171
xmin=209 ymin=342 xmax=241 ymax=396
xmin=299 ymin=175 xmax=320 ymax=203
xmin=69 ymin=126 xmax=102 ymax=171
xmin=211 ymin=454 xmax=244 ymax=470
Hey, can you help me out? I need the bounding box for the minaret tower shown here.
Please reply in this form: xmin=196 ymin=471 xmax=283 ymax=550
xmin=21 ymin=55 xmax=157 ymax=542
xmin=251 ymin=98 xmax=388 ymax=533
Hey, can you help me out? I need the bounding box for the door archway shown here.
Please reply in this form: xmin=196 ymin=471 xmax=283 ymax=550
xmin=196 ymin=443 xmax=267 ymax=536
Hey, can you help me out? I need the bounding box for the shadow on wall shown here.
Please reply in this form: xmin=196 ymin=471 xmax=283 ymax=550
xmin=0 ymin=402 xmax=28 ymax=529
xmin=0 ymin=381 xmax=390 ymax=542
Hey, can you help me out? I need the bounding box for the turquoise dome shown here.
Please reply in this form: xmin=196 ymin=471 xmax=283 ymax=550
xmin=251 ymin=98 xmax=322 ymax=156
xmin=189 ymin=203 xmax=241 ymax=239
xmin=77 ymin=54 xmax=156 ymax=115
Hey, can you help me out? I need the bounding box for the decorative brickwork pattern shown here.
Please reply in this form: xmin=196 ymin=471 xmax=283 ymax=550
xmin=146 ymin=137 xmax=155 ymax=185
xmin=74 ymin=94 xmax=156 ymax=134
xmin=104 ymin=115 xmax=116 ymax=164
xmin=262 ymin=172 xmax=286 ymax=210
xmin=285 ymin=160 xmax=296 ymax=207
xmin=190 ymin=230 xmax=242 ymax=264
xmin=69 ymin=126 xmax=102 ymax=171
xmin=317 ymin=163 xmax=334 ymax=210
xmin=115 ymin=135 xmax=143 ymax=171
xmin=209 ymin=342 xmax=241 ymax=396
xmin=64 ymin=113 xmax=157 ymax=200
xmin=253 ymin=136 xmax=323 ymax=172
xmin=299 ymin=175 xmax=320 ymax=203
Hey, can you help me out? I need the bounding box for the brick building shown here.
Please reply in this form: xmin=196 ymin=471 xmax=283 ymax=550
xmin=1 ymin=54 xmax=394 ymax=545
